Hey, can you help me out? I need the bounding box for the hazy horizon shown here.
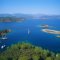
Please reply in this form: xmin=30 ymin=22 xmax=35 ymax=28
xmin=0 ymin=0 xmax=60 ymax=15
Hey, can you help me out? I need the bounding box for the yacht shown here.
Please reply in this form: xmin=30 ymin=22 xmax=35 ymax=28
xmin=1 ymin=37 xmax=7 ymax=40
xmin=28 ymin=29 xmax=30 ymax=35
xmin=1 ymin=45 xmax=6 ymax=49
xmin=1 ymin=35 xmax=7 ymax=40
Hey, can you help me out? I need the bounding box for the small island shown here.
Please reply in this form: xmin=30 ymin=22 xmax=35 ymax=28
xmin=0 ymin=29 xmax=11 ymax=40
xmin=42 ymin=29 xmax=60 ymax=34
xmin=37 ymin=24 xmax=49 ymax=28
xmin=0 ymin=29 xmax=11 ymax=35
xmin=0 ymin=42 xmax=60 ymax=60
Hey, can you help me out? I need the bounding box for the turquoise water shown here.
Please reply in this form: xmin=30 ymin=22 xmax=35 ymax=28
xmin=0 ymin=18 xmax=60 ymax=52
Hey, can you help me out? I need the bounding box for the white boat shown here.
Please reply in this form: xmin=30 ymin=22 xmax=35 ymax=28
xmin=1 ymin=45 xmax=6 ymax=49
xmin=1 ymin=34 xmax=7 ymax=40
xmin=1 ymin=37 xmax=7 ymax=40
xmin=28 ymin=29 xmax=30 ymax=35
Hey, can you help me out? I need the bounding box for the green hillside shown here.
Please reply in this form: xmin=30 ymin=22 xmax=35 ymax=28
xmin=0 ymin=42 xmax=60 ymax=60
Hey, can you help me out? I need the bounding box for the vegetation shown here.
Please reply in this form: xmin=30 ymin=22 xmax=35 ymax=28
xmin=0 ymin=42 xmax=60 ymax=60
xmin=0 ymin=17 xmax=24 ymax=22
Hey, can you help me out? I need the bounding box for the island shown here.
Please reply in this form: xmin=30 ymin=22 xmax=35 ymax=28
xmin=0 ymin=29 xmax=11 ymax=39
xmin=39 ymin=17 xmax=48 ymax=20
xmin=37 ymin=24 xmax=49 ymax=28
xmin=0 ymin=17 xmax=25 ymax=22
xmin=0 ymin=42 xmax=60 ymax=60
xmin=42 ymin=29 xmax=60 ymax=34
xmin=0 ymin=29 xmax=11 ymax=35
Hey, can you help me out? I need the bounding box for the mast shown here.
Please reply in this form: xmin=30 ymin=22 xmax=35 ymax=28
xmin=28 ymin=28 xmax=30 ymax=35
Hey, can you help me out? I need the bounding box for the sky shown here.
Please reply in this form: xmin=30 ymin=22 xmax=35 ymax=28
xmin=0 ymin=0 xmax=60 ymax=15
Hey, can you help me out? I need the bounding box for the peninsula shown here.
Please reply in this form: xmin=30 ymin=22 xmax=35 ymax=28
xmin=42 ymin=29 xmax=60 ymax=34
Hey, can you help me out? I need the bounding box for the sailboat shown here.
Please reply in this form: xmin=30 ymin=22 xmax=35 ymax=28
xmin=1 ymin=45 xmax=6 ymax=49
xmin=1 ymin=34 xmax=7 ymax=40
xmin=28 ymin=28 xmax=30 ymax=35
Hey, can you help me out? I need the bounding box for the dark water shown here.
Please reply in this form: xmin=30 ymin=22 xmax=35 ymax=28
xmin=0 ymin=18 xmax=60 ymax=53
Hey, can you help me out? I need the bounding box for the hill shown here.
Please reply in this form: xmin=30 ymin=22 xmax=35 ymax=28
xmin=0 ymin=42 xmax=60 ymax=60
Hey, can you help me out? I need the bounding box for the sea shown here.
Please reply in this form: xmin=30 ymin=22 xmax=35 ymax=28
xmin=0 ymin=18 xmax=60 ymax=53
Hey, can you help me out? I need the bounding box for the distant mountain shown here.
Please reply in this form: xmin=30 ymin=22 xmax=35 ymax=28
xmin=0 ymin=13 xmax=60 ymax=19
xmin=32 ymin=14 xmax=60 ymax=19
xmin=0 ymin=16 xmax=25 ymax=22
xmin=0 ymin=14 xmax=13 ymax=17
xmin=0 ymin=13 xmax=33 ymax=18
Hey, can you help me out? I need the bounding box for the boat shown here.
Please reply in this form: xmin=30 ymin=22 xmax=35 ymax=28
xmin=1 ymin=37 xmax=7 ymax=40
xmin=1 ymin=34 xmax=7 ymax=40
xmin=28 ymin=29 xmax=30 ymax=35
xmin=1 ymin=45 xmax=6 ymax=49
xmin=37 ymin=24 xmax=49 ymax=28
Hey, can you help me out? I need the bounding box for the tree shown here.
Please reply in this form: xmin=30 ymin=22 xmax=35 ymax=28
xmin=45 ymin=57 xmax=52 ymax=60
